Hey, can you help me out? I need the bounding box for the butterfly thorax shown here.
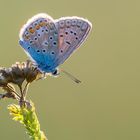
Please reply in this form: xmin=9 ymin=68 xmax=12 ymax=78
xmin=37 ymin=62 xmax=57 ymax=74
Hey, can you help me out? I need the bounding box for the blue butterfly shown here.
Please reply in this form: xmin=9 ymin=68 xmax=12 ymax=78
xmin=19 ymin=13 xmax=92 ymax=80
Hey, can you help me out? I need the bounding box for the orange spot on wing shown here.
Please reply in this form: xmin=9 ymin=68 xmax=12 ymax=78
xmin=29 ymin=29 xmax=35 ymax=34
xmin=35 ymin=25 xmax=40 ymax=30
xmin=24 ymin=35 xmax=30 ymax=40
xmin=39 ymin=22 xmax=46 ymax=27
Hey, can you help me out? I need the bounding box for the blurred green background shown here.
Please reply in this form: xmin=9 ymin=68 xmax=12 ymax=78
xmin=0 ymin=0 xmax=140 ymax=140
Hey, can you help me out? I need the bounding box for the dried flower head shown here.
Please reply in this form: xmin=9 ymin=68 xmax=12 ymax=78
xmin=22 ymin=60 xmax=44 ymax=83
xmin=0 ymin=60 xmax=45 ymax=104
xmin=0 ymin=60 xmax=44 ymax=86
xmin=0 ymin=67 xmax=12 ymax=86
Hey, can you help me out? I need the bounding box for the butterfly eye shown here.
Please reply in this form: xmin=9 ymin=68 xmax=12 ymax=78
xmin=60 ymin=50 xmax=63 ymax=53
xmin=38 ymin=34 xmax=41 ymax=37
xmin=52 ymin=70 xmax=57 ymax=75
xmin=37 ymin=50 xmax=40 ymax=53
xmin=52 ymin=69 xmax=59 ymax=76
xmin=74 ymin=32 xmax=77 ymax=36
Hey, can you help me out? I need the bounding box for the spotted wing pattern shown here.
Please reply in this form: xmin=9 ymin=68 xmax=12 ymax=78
xmin=19 ymin=14 xmax=59 ymax=72
xmin=19 ymin=13 xmax=92 ymax=73
xmin=53 ymin=17 xmax=92 ymax=67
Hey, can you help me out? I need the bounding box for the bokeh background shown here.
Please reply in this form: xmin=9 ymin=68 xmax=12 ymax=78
xmin=0 ymin=0 xmax=139 ymax=140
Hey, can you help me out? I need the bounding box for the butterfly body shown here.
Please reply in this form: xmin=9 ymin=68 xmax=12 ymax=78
xmin=19 ymin=13 xmax=92 ymax=75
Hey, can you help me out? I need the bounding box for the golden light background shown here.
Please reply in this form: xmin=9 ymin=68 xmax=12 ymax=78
xmin=0 ymin=0 xmax=139 ymax=140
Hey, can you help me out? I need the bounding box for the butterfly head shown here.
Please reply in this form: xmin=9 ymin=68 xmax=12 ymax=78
xmin=51 ymin=68 xmax=60 ymax=76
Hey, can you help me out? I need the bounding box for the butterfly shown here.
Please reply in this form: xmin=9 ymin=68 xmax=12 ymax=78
xmin=19 ymin=13 xmax=92 ymax=81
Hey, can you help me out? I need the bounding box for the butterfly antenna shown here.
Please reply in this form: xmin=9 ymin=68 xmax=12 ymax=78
xmin=61 ymin=70 xmax=81 ymax=84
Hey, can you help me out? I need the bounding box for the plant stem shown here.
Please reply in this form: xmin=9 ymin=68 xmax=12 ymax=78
xmin=7 ymin=85 xmax=21 ymax=99
xmin=23 ymin=82 xmax=30 ymax=99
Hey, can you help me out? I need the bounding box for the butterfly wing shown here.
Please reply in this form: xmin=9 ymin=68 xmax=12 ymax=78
xmin=19 ymin=13 xmax=59 ymax=72
xmin=19 ymin=14 xmax=92 ymax=73
xmin=53 ymin=17 xmax=92 ymax=68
